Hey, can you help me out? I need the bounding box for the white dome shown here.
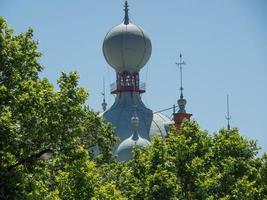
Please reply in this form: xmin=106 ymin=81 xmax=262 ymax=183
xmin=149 ymin=113 xmax=173 ymax=138
xmin=103 ymin=22 xmax=152 ymax=72
xmin=117 ymin=134 xmax=151 ymax=161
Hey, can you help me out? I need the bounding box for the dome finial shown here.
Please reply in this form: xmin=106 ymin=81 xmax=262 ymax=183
xmin=131 ymin=106 xmax=139 ymax=140
xmin=124 ymin=0 xmax=129 ymax=25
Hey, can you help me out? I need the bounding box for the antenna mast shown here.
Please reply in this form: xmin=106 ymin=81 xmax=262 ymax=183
xmin=225 ymin=94 xmax=231 ymax=130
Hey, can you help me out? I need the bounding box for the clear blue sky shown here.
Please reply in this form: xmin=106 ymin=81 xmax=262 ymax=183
xmin=1 ymin=0 xmax=267 ymax=153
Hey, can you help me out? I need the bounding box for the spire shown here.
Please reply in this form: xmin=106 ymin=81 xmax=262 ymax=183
xmin=176 ymin=53 xmax=187 ymax=113
xmin=131 ymin=105 xmax=139 ymax=140
xmin=101 ymin=78 xmax=107 ymax=111
xmin=225 ymin=94 xmax=232 ymax=130
xmin=124 ymin=0 xmax=130 ymax=25
xmin=172 ymin=53 xmax=192 ymax=131
xmin=131 ymin=113 xmax=139 ymax=141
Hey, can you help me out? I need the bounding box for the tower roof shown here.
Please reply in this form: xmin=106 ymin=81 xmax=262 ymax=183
xmin=102 ymin=1 xmax=152 ymax=72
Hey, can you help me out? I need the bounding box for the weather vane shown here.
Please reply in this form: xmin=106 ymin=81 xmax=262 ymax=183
xmin=225 ymin=94 xmax=232 ymax=130
xmin=175 ymin=53 xmax=186 ymax=99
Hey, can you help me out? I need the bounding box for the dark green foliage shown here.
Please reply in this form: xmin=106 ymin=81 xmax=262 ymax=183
xmin=99 ymin=121 xmax=266 ymax=200
xmin=0 ymin=17 xmax=117 ymax=199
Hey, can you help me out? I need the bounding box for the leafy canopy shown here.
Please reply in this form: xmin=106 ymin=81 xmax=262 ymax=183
xmin=0 ymin=17 xmax=117 ymax=199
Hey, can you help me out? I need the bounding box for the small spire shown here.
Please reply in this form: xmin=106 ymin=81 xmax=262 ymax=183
xmin=131 ymin=108 xmax=139 ymax=140
xmin=101 ymin=78 xmax=107 ymax=111
xmin=225 ymin=94 xmax=232 ymax=130
xmin=124 ymin=0 xmax=130 ymax=25
xmin=176 ymin=53 xmax=187 ymax=113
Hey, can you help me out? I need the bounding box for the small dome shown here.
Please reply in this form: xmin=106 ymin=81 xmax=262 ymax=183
xmin=117 ymin=113 xmax=151 ymax=161
xmin=103 ymin=22 xmax=152 ymax=72
xmin=117 ymin=134 xmax=151 ymax=161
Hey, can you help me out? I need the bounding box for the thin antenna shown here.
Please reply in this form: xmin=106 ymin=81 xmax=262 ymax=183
xmin=101 ymin=77 xmax=107 ymax=111
xmin=225 ymin=94 xmax=232 ymax=130
xmin=175 ymin=53 xmax=186 ymax=99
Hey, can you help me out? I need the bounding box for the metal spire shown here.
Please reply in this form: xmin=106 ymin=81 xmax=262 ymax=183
xmin=176 ymin=53 xmax=186 ymax=99
xmin=175 ymin=53 xmax=187 ymax=113
xmin=225 ymin=94 xmax=232 ymax=130
xmin=124 ymin=0 xmax=129 ymax=25
xmin=131 ymin=105 xmax=139 ymax=140
xmin=101 ymin=78 xmax=107 ymax=111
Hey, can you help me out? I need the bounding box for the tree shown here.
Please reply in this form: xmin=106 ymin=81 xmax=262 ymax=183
xmin=0 ymin=17 xmax=117 ymax=199
xmin=100 ymin=121 xmax=266 ymax=199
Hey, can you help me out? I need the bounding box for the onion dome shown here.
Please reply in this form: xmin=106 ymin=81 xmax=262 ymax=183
xmin=102 ymin=1 xmax=152 ymax=72
xmin=117 ymin=114 xmax=151 ymax=161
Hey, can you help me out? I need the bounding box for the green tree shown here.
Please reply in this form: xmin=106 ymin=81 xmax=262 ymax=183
xmin=0 ymin=17 xmax=117 ymax=199
xmin=101 ymin=121 xmax=266 ymax=200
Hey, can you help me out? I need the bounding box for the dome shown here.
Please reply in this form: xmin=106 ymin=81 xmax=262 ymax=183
xmin=117 ymin=134 xmax=151 ymax=161
xmin=149 ymin=113 xmax=173 ymax=138
xmin=103 ymin=22 xmax=152 ymax=72
xmin=116 ymin=112 xmax=151 ymax=161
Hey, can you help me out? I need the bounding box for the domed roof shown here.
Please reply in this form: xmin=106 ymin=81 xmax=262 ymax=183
xmin=149 ymin=113 xmax=173 ymax=138
xmin=117 ymin=134 xmax=151 ymax=161
xmin=117 ymin=113 xmax=151 ymax=161
xmin=102 ymin=2 xmax=152 ymax=72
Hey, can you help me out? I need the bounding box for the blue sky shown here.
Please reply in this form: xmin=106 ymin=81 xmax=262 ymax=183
xmin=1 ymin=0 xmax=267 ymax=153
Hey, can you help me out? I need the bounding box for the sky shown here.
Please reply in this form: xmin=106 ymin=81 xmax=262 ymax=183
xmin=1 ymin=0 xmax=267 ymax=153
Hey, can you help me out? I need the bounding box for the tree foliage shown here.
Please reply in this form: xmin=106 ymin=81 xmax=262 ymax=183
xmin=0 ymin=17 xmax=266 ymax=199
xmin=99 ymin=122 xmax=266 ymax=200
xmin=0 ymin=17 xmax=117 ymax=199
